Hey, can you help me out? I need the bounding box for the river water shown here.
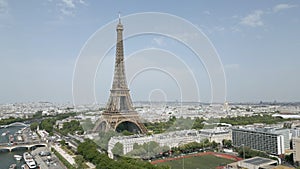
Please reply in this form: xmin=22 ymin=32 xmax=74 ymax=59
xmin=0 ymin=126 xmax=27 ymax=169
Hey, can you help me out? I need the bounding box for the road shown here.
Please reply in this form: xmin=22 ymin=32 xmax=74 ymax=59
xmin=52 ymin=144 xmax=76 ymax=165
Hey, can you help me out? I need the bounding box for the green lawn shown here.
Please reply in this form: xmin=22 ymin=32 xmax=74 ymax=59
xmin=156 ymin=155 xmax=235 ymax=169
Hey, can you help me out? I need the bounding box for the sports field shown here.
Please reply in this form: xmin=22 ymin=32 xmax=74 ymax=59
xmin=155 ymin=154 xmax=236 ymax=169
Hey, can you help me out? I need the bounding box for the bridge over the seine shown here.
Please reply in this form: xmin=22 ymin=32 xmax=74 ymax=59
xmin=0 ymin=122 xmax=29 ymax=128
xmin=0 ymin=141 xmax=48 ymax=152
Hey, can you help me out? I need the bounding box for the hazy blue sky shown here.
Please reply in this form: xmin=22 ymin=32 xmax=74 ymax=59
xmin=0 ymin=0 xmax=299 ymax=104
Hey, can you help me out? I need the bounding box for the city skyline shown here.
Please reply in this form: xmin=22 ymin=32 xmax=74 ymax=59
xmin=0 ymin=0 xmax=300 ymax=104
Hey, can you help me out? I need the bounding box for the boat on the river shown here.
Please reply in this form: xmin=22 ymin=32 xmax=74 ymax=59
xmin=17 ymin=135 xmax=23 ymax=141
xmin=1 ymin=131 xmax=10 ymax=136
xmin=9 ymin=135 xmax=14 ymax=143
xmin=16 ymin=129 xmax=22 ymax=134
xmin=23 ymin=152 xmax=37 ymax=169
xmin=13 ymin=154 xmax=22 ymax=161
xmin=8 ymin=164 xmax=16 ymax=169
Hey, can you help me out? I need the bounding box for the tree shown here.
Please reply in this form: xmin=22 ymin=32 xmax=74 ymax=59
xmin=30 ymin=122 xmax=39 ymax=131
xmin=219 ymin=114 xmax=292 ymax=126
xmin=222 ymin=139 xmax=232 ymax=148
xmin=96 ymin=131 xmax=119 ymax=150
xmin=59 ymin=139 xmax=66 ymax=146
xmin=122 ymin=130 xmax=133 ymax=136
xmin=60 ymin=120 xmax=84 ymax=135
xmin=285 ymin=153 xmax=294 ymax=165
xmin=203 ymin=138 xmax=209 ymax=145
xmin=0 ymin=117 xmax=24 ymax=125
xmin=75 ymin=155 xmax=85 ymax=169
xmin=133 ymin=143 xmax=140 ymax=149
xmin=78 ymin=139 xmax=170 ymax=169
xmin=33 ymin=111 xmax=43 ymax=119
xmin=77 ymin=139 xmax=98 ymax=162
xmin=112 ymin=142 xmax=124 ymax=156
xmin=40 ymin=119 xmax=55 ymax=133
xmin=192 ymin=117 xmax=205 ymax=129
xmin=144 ymin=116 xmax=177 ymax=134
xmin=211 ymin=141 xmax=218 ymax=149
xmin=126 ymin=141 xmax=170 ymax=158
xmin=81 ymin=118 xmax=94 ymax=131
xmin=169 ymin=117 xmax=193 ymax=131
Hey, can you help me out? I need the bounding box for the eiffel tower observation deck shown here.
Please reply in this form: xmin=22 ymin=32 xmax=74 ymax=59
xmin=93 ymin=15 xmax=147 ymax=134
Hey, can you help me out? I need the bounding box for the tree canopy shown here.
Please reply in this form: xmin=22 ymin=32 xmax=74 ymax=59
xmin=219 ymin=114 xmax=290 ymax=125
xmin=144 ymin=116 xmax=205 ymax=134
xmin=112 ymin=142 xmax=124 ymax=156
xmin=77 ymin=139 xmax=168 ymax=169
xmin=30 ymin=122 xmax=39 ymax=131
xmin=60 ymin=120 xmax=84 ymax=135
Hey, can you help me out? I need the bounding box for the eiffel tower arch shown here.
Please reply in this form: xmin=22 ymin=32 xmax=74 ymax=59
xmin=93 ymin=112 xmax=147 ymax=133
xmin=93 ymin=16 xmax=147 ymax=134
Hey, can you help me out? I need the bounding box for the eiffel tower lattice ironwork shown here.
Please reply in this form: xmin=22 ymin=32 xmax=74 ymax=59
xmin=93 ymin=16 xmax=147 ymax=134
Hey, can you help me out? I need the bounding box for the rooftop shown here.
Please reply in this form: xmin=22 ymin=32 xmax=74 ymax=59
xmin=243 ymin=157 xmax=275 ymax=165
xmin=237 ymin=157 xmax=278 ymax=168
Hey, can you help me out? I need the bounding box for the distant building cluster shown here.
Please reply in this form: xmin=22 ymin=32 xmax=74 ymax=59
xmin=135 ymin=102 xmax=300 ymax=123
xmin=0 ymin=102 xmax=73 ymax=120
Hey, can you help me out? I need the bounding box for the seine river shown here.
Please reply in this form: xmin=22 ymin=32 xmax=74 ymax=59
xmin=0 ymin=126 xmax=27 ymax=169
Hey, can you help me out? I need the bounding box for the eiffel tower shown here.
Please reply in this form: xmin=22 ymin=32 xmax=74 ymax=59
xmin=93 ymin=15 xmax=147 ymax=134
